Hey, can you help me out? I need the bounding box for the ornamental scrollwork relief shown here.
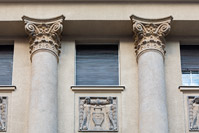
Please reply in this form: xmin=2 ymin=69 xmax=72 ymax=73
xmin=79 ymin=97 xmax=118 ymax=132
xmin=0 ymin=97 xmax=8 ymax=132
xmin=130 ymin=15 xmax=173 ymax=59
xmin=188 ymin=96 xmax=199 ymax=131
xmin=22 ymin=15 xmax=65 ymax=61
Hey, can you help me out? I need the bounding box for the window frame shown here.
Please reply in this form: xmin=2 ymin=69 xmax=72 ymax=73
xmin=180 ymin=44 xmax=199 ymax=86
xmin=75 ymin=43 xmax=120 ymax=86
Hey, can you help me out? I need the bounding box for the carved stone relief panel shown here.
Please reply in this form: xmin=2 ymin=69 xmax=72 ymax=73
xmin=79 ymin=97 xmax=118 ymax=132
xmin=188 ymin=96 xmax=199 ymax=131
xmin=0 ymin=97 xmax=8 ymax=132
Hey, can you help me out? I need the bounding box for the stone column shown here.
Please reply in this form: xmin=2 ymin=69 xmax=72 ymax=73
xmin=130 ymin=15 xmax=172 ymax=133
xmin=22 ymin=15 xmax=65 ymax=133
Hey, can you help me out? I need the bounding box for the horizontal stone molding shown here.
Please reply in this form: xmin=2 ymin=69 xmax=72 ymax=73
xmin=179 ymin=86 xmax=199 ymax=91
xmin=0 ymin=0 xmax=199 ymax=2
xmin=71 ymin=86 xmax=125 ymax=91
xmin=0 ymin=86 xmax=16 ymax=91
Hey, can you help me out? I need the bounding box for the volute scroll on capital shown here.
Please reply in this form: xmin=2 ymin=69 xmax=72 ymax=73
xmin=22 ymin=15 xmax=65 ymax=62
xmin=130 ymin=15 xmax=173 ymax=60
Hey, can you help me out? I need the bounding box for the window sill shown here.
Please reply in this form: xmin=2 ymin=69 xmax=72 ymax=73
xmin=179 ymin=86 xmax=199 ymax=91
xmin=71 ymin=85 xmax=125 ymax=92
xmin=0 ymin=86 xmax=16 ymax=91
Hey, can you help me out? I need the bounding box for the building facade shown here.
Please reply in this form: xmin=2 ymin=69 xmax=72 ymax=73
xmin=0 ymin=1 xmax=198 ymax=133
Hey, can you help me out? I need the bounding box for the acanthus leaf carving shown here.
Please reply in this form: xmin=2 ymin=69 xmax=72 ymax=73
xmin=130 ymin=15 xmax=173 ymax=60
xmin=22 ymin=15 xmax=65 ymax=61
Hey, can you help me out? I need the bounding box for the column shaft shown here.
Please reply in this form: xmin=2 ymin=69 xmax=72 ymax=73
xmin=30 ymin=52 xmax=58 ymax=133
xmin=138 ymin=52 xmax=168 ymax=133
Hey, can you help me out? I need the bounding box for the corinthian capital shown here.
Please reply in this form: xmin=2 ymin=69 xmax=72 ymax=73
xmin=130 ymin=15 xmax=173 ymax=59
xmin=22 ymin=15 xmax=65 ymax=61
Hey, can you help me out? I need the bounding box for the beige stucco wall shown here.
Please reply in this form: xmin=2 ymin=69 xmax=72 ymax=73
xmin=0 ymin=3 xmax=198 ymax=21
xmin=165 ymin=41 xmax=185 ymax=133
xmin=11 ymin=39 xmax=31 ymax=133
xmin=58 ymin=40 xmax=75 ymax=133
xmin=120 ymin=39 xmax=138 ymax=133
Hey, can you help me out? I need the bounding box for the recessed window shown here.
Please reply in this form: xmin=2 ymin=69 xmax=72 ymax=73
xmin=76 ymin=44 xmax=119 ymax=85
xmin=0 ymin=45 xmax=14 ymax=85
xmin=181 ymin=45 xmax=199 ymax=86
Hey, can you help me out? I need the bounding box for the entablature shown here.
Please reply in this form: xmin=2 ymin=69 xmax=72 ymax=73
xmin=0 ymin=20 xmax=199 ymax=39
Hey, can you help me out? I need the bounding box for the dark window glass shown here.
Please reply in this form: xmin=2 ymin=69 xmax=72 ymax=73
xmin=181 ymin=45 xmax=199 ymax=86
xmin=0 ymin=45 xmax=13 ymax=85
xmin=76 ymin=45 xmax=119 ymax=85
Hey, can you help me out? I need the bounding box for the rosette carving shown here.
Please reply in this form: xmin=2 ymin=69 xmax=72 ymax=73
xmin=22 ymin=15 xmax=65 ymax=61
xmin=130 ymin=15 xmax=173 ymax=60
